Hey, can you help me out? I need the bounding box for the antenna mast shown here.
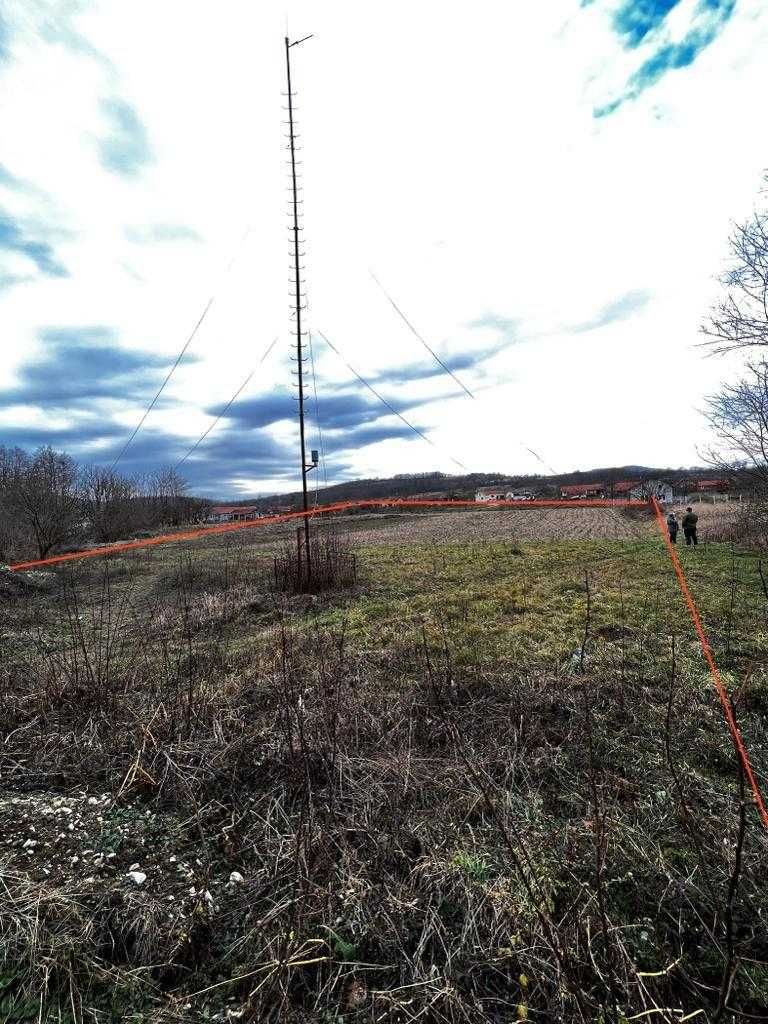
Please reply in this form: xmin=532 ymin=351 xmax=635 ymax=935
xmin=285 ymin=34 xmax=314 ymax=583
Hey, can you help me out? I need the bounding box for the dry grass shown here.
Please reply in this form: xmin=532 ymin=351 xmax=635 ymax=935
xmin=0 ymin=511 xmax=767 ymax=1022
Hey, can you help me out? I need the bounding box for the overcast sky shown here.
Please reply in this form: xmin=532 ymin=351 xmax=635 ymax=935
xmin=1 ymin=0 xmax=766 ymax=497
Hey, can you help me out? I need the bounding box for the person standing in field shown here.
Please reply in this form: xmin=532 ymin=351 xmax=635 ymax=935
xmin=666 ymin=512 xmax=679 ymax=544
xmin=681 ymin=507 xmax=698 ymax=546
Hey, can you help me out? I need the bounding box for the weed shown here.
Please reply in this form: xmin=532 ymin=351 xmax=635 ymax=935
xmin=451 ymin=849 xmax=493 ymax=882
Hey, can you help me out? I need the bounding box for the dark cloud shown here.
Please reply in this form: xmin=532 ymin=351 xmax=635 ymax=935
xmin=0 ymin=414 xmax=295 ymax=498
xmin=206 ymin=390 xmax=293 ymax=428
xmin=0 ymin=210 xmax=68 ymax=278
xmin=0 ymin=326 xmax=176 ymax=409
xmin=125 ymin=224 xmax=203 ymax=244
xmin=0 ymin=332 xmax=456 ymax=495
xmin=174 ymin=428 xmax=298 ymax=494
xmin=366 ymin=341 xmax=511 ymax=390
xmin=594 ymin=0 xmax=736 ymax=117
xmin=98 ymin=98 xmax=152 ymax=177
xmin=572 ymin=289 xmax=651 ymax=333
xmin=212 ymin=388 xmax=428 ymax=433
xmin=0 ymin=418 xmax=126 ymax=453
xmin=189 ymin=386 xmax=437 ymax=492
xmin=331 ymin=421 xmax=424 ymax=449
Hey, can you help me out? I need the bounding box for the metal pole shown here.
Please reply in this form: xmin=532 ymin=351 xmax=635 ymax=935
xmin=285 ymin=35 xmax=312 ymax=583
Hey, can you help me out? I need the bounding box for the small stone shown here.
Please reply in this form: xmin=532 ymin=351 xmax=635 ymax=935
xmin=229 ymin=871 xmax=245 ymax=885
xmin=129 ymin=862 xmax=140 ymax=871
xmin=127 ymin=871 xmax=147 ymax=886
xmin=87 ymin=797 xmax=99 ymax=806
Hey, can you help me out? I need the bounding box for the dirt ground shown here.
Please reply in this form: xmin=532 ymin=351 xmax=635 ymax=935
xmin=337 ymin=506 xmax=655 ymax=544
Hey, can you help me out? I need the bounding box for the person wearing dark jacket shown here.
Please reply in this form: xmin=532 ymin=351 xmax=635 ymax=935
xmin=666 ymin=512 xmax=679 ymax=543
xmin=682 ymin=507 xmax=698 ymax=546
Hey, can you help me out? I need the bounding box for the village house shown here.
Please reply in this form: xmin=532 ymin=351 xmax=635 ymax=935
xmin=610 ymin=481 xmax=634 ymax=496
xmin=474 ymin=486 xmax=535 ymax=502
xmin=560 ymin=482 xmax=605 ymax=499
xmin=692 ymin=478 xmax=730 ymax=494
xmin=207 ymin=505 xmax=261 ymax=523
xmin=475 ymin=485 xmax=509 ymax=502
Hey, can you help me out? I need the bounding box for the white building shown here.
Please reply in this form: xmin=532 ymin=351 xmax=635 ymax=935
xmin=207 ymin=504 xmax=261 ymax=523
xmin=475 ymin=486 xmax=508 ymax=502
xmin=475 ymin=486 xmax=535 ymax=502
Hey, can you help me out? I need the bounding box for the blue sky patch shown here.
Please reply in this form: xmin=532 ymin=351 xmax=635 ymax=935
xmin=572 ymin=290 xmax=651 ymax=332
xmin=613 ymin=0 xmax=682 ymax=48
xmin=98 ymin=98 xmax=152 ymax=177
xmin=0 ymin=164 xmax=20 ymax=189
xmin=0 ymin=211 xmax=68 ymax=278
xmin=595 ymin=0 xmax=737 ymax=115
xmin=125 ymin=223 xmax=202 ymax=244
xmin=0 ymin=12 xmax=9 ymax=63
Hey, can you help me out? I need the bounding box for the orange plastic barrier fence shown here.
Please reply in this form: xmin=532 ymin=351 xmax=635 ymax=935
xmin=651 ymin=498 xmax=768 ymax=829
xmin=7 ymin=497 xmax=646 ymax=572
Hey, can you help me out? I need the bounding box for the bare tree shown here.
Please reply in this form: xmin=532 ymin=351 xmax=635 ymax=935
xmin=81 ymin=465 xmax=137 ymax=542
xmin=140 ymin=466 xmax=191 ymax=527
xmin=12 ymin=447 xmax=83 ymax=559
xmin=0 ymin=446 xmax=32 ymax=562
xmin=702 ymin=175 xmax=768 ymax=353
xmin=703 ymin=361 xmax=768 ymax=496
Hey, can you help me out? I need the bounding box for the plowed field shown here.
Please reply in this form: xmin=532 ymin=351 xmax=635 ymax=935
xmin=343 ymin=505 xmax=654 ymax=543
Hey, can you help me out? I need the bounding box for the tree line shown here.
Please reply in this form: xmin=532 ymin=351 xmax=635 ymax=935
xmin=0 ymin=447 xmax=211 ymax=563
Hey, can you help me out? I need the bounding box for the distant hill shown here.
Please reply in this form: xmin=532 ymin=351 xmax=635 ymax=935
xmin=211 ymin=466 xmax=710 ymax=508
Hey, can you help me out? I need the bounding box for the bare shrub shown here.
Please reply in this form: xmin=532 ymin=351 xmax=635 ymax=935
xmin=273 ymin=526 xmax=357 ymax=594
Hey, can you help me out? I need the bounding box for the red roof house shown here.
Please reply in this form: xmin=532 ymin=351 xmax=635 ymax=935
xmin=209 ymin=505 xmax=261 ymax=522
xmin=560 ymin=482 xmax=605 ymax=498
xmin=694 ymin=479 xmax=729 ymax=493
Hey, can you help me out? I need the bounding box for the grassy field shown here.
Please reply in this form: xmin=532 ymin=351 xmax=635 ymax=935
xmin=1 ymin=506 xmax=767 ymax=1023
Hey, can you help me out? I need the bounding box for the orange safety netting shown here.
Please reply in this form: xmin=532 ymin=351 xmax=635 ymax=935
xmin=651 ymin=498 xmax=768 ymax=829
xmin=6 ymin=497 xmax=645 ymax=571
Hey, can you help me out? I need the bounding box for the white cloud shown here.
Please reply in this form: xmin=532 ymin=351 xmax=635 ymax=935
xmin=0 ymin=0 xmax=767 ymax=494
